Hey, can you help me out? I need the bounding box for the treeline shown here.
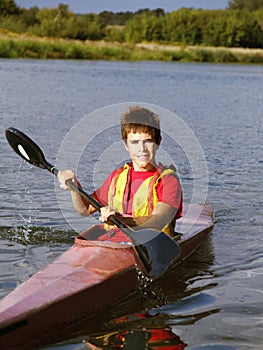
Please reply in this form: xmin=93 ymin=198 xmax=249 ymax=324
xmin=1 ymin=0 xmax=263 ymax=48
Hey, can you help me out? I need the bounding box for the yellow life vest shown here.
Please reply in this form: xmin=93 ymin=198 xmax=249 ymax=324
xmin=106 ymin=163 xmax=177 ymax=237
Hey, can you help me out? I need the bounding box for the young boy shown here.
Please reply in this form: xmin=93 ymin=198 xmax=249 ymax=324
xmin=58 ymin=106 xmax=182 ymax=243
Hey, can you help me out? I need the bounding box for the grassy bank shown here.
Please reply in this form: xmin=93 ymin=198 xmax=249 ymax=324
xmin=0 ymin=32 xmax=263 ymax=63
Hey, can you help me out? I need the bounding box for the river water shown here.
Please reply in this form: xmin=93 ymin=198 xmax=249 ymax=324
xmin=0 ymin=59 xmax=262 ymax=349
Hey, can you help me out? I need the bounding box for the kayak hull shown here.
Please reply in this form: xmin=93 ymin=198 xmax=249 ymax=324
xmin=0 ymin=241 xmax=139 ymax=349
xmin=0 ymin=203 xmax=214 ymax=349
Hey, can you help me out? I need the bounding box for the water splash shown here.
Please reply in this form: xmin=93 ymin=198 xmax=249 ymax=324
xmin=0 ymin=226 xmax=75 ymax=246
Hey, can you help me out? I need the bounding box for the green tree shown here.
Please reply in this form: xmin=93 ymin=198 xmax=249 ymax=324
xmin=99 ymin=11 xmax=115 ymax=26
xmin=20 ymin=6 xmax=40 ymax=27
xmin=98 ymin=10 xmax=133 ymax=26
xmin=104 ymin=25 xmax=124 ymax=42
xmin=228 ymin=0 xmax=263 ymax=10
xmin=70 ymin=14 xmax=103 ymax=40
xmin=123 ymin=15 xmax=144 ymax=43
xmin=123 ymin=11 xmax=164 ymax=43
xmin=32 ymin=4 xmax=74 ymax=37
xmin=0 ymin=0 xmax=20 ymax=16
xmin=140 ymin=13 xmax=163 ymax=41
xmin=236 ymin=9 xmax=263 ymax=47
xmin=202 ymin=9 xmax=263 ymax=48
xmin=163 ymin=9 xmax=203 ymax=45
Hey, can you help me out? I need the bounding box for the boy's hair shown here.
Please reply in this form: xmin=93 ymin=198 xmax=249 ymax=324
xmin=121 ymin=106 xmax=161 ymax=145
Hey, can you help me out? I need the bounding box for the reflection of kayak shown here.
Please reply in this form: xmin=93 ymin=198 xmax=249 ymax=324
xmin=0 ymin=203 xmax=214 ymax=350
xmin=87 ymin=312 xmax=187 ymax=349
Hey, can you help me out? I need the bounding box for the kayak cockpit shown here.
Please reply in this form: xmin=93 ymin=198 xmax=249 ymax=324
xmin=75 ymin=225 xmax=134 ymax=249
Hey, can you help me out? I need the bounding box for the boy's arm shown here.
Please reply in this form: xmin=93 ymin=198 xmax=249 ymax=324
xmin=57 ymin=170 xmax=97 ymax=216
xmin=70 ymin=189 xmax=97 ymax=216
xmin=129 ymin=202 xmax=177 ymax=230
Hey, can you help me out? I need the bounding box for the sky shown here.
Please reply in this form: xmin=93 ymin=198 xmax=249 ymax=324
xmin=16 ymin=1 xmax=230 ymax=13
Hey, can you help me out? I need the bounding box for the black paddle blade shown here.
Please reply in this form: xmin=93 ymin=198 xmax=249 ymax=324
xmin=5 ymin=127 xmax=49 ymax=170
xmin=130 ymin=229 xmax=181 ymax=278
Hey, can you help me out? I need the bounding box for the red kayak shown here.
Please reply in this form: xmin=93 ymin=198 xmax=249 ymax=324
xmin=0 ymin=203 xmax=214 ymax=350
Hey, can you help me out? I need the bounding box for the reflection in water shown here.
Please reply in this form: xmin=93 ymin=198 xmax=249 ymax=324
xmin=86 ymin=313 xmax=187 ymax=349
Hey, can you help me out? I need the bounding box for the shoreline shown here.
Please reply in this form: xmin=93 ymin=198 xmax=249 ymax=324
xmin=0 ymin=32 xmax=263 ymax=64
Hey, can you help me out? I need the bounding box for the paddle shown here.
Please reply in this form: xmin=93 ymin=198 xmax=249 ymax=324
xmin=5 ymin=127 xmax=181 ymax=278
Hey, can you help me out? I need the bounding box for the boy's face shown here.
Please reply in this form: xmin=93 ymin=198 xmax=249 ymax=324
xmin=124 ymin=131 xmax=159 ymax=171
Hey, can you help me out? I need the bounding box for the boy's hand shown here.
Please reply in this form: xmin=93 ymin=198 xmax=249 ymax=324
xmin=57 ymin=170 xmax=78 ymax=190
xmin=99 ymin=206 xmax=117 ymax=223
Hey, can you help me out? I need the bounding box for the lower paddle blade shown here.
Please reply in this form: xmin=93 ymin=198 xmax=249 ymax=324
xmin=132 ymin=230 xmax=181 ymax=278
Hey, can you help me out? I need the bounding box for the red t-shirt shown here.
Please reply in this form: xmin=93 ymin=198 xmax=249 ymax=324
xmin=93 ymin=165 xmax=182 ymax=216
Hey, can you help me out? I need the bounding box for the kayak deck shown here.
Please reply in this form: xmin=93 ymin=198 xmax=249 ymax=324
xmin=0 ymin=203 xmax=214 ymax=350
